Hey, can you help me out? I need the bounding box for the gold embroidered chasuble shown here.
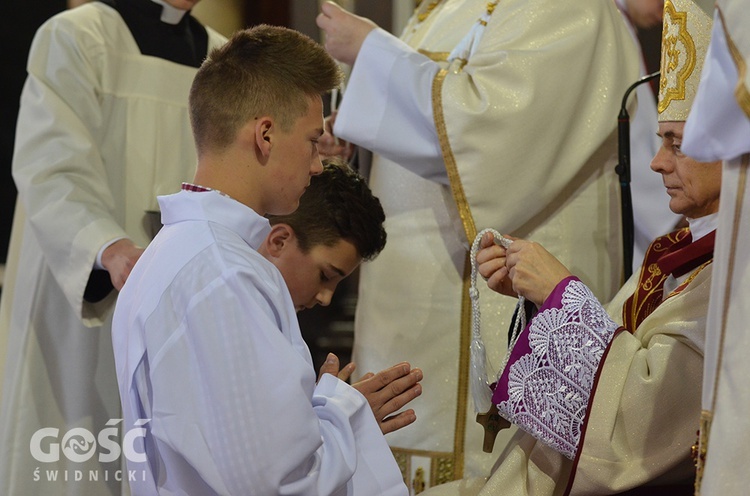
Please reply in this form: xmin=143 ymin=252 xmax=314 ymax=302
xmin=345 ymin=0 xmax=640 ymax=488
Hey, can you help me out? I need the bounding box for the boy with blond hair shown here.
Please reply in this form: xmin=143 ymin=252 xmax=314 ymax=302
xmin=112 ymin=26 xmax=419 ymax=496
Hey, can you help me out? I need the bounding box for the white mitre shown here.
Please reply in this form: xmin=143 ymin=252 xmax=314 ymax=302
xmin=657 ymin=0 xmax=714 ymax=122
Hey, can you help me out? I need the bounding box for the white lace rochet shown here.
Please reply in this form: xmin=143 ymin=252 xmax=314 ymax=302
xmin=469 ymin=228 xmax=620 ymax=459
xmin=495 ymin=280 xmax=619 ymax=459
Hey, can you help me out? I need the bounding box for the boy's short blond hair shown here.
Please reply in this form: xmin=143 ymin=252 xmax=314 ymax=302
xmin=189 ymin=24 xmax=343 ymax=155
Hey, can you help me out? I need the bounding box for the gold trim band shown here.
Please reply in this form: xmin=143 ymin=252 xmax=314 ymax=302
xmin=432 ymin=68 xmax=477 ymax=242
xmin=717 ymin=6 xmax=750 ymax=119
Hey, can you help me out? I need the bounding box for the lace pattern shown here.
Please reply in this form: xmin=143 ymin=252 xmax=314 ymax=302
xmin=495 ymin=279 xmax=620 ymax=459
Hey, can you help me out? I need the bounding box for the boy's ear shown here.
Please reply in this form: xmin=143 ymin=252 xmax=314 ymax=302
xmin=254 ymin=116 xmax=274 ymax=159
xmin=264 ymin=223 xmax=295 ymax=257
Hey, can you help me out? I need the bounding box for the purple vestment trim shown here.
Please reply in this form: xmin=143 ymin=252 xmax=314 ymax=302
xmin=492 ymin=276 xmax=621 ymax=459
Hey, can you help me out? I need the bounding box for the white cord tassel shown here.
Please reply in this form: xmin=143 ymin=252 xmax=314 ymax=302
xmin=469 ymin=227 xmax=526 ymax=414
xmin=448 ymin=1 xmax=499 ymax=63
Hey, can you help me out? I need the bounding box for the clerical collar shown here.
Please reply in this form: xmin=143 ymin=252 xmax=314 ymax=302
xmin=687 ymin=213 xmax=718 ymax=241
xmin=97 ymin=0 xmax=209 ymax=68
xmin=150 ymin=0 xmax=188 ymax=25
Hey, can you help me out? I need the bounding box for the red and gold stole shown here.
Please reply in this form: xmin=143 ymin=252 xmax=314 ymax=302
xmin=622 ymin=227 xmax=715 ymax=331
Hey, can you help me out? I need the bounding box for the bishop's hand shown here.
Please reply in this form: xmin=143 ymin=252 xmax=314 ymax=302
xmin=477 ymin=231 xmax=515 ymax=297
xmin=504 ymin=239 xmax=572 ymax=307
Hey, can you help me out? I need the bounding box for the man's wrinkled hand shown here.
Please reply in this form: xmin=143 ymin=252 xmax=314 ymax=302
xmin=477 ymin=231 xmax=515 ymax=297
xmin=504 ymin=239 xmax=572 ymax=306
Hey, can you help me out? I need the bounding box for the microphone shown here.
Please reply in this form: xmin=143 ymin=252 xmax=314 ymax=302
xmin=616 ymin=71 xmax=660 ymax=281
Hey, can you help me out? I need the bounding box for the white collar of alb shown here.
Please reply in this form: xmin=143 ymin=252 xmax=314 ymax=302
xmin=150 ymin=0 xmax=188 ymax=25
xmin=687 ymin=212 xmax=719 ymax=241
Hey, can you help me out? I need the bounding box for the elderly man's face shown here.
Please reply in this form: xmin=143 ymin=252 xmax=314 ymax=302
xmin=650 ymin=121 xmax=722 ymax=219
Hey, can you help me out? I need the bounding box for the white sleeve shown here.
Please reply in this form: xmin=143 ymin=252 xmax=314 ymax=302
xmin=147 ymin=269 xmax=406 ymax=495
xmin=12 ymin=17 xmax=127 ymax=318
xmin=334 ymin=28 xmax=448 ymax=184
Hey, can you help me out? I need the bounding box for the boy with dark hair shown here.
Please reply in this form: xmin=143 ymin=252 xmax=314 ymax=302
xmin=262 ymin=158 xmax=386 ymax=310
xmin=112 ymin=26 xmax=419 ymax=495
xmin=261 ymin=159 xmax=418 ymax=436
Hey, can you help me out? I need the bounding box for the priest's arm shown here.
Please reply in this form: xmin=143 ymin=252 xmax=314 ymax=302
xmin=320 ymin=0 xmax=640 ymax=235
xmin=476 ymin=235 xmax=707 ymax=494
xmin=12 ymin=13 xmax=136 ymax=323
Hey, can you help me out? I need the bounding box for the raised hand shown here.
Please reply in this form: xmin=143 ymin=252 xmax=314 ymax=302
xmin=316 ymin=1 xmax=378 ymax=66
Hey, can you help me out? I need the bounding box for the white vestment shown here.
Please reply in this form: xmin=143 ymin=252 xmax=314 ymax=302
xmin=112 ymin=190 xmax=407 ymax=496
xmin=334 ymin=0 xmax=639 ymax=486
xmin=0 ymin=3 xmax=224 ymax=494
xmin=682 ymin=1 xmax=750 ymax=493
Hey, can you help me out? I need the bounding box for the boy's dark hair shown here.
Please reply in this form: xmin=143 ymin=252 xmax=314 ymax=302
xmin=268 ymin=158 xmax=387 ymax=261
xmin=189 ymin=24 xmax=343 ymax=155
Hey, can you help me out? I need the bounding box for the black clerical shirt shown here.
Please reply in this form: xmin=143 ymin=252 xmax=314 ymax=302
xmin=97 ymin=0 xmax=209 ymax=67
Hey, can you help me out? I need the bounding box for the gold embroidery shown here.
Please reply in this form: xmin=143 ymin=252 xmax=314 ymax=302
xmin=694 ymin=410 xmax=713 ymax=495
xmin=666 ymin=260 xmax=712 ymax=298
xmin=413 ymin=467 xmax=426 ymax=494
xmin=391 ymin=447 xmax=456 ymax=489
xmin=659 ymin=0 xmax=698 ymax=113
xmin=642 ymin=263 xmax=662 ymax=291
xmin=717 ymin=7 xmax=750 ymax=119
xmin=434 ymin=456 xmax=455 ymax=486
xmin=416 ymin=0 xmax=442 ymax=23
xmin=448 ymin=255 xmax=474 ymax=481
xmin=625 ymin=229 xmax=689 ymax=329
xmin=432 ymin=69 xmax=477 ymax=243
xmin=417 ymin=49 xmax=450 ymax=62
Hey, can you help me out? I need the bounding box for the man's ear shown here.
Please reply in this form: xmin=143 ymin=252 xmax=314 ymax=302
xmin=264 ymin=223 xmax=295 ymax=257
xmin=254 ymin=116 xmax=274 ymax=160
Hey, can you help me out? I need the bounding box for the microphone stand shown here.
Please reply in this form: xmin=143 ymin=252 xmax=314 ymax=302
xmin=616 ymin=71 xmax=660 ymax=281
